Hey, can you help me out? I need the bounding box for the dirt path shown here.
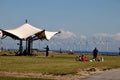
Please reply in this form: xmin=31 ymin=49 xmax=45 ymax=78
xmin=0 ymin=71 xmax=84 ymax=80
xmin=0 ymin=68 xmax=103 ymax=80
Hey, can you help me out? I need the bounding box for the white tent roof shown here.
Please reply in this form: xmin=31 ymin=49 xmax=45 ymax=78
xmin=5 ymin=23 xmax=42 ymax=39
xmin=45 ymin=31 xmax=58 ymax=40
xmin=0 ymin=31 xmax=3 ymax=38
xmin=1 ymin=23 xmax=59 ymax=40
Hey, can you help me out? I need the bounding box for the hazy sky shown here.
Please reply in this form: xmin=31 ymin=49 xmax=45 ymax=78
xmin=0 ymin=0 xmax=120 ymax=52
xmin=0 ymin=0 xmax=120 ymax=36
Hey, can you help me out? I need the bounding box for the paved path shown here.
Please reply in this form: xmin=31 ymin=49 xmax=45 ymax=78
xmin=82 ymin=69 xmax=120 ymax=80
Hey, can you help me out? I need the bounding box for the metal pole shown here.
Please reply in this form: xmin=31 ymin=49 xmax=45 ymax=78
xmin=19 ymin=39 xmax=23 ymax=55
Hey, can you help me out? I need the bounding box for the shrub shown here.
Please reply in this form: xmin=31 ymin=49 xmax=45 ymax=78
xmin=68 ymin=51 xmax=74 ymax=55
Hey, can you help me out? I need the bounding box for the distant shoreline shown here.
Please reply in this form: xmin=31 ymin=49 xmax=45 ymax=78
xmin=0 ymin=49 xmax=120 ymax=56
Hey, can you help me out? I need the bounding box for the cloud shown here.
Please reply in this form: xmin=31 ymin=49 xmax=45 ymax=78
xmin=94 ymin=33 xmax=112 ymax=38
xmin=113 ymin=33 xmax=120 ymax=40
xmin=93 ymin=33 xmax=120 ymax=41
xmin=79 ymin=35 xmax=87 ymax=40
xmin=55 ymin=29 xmax=77 ymax=39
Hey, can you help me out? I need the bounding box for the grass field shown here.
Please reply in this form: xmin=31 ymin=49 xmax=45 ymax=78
xmin=0 ymin=52 xmax=120 ymax=80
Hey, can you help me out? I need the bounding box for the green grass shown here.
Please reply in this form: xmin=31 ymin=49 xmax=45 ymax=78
xmin=0 ymin=55 xmax=79 ymax=75
xmin=0 ymin=53 xmax=120 ymax=80
xmin=0 ymin=54 xmax=120 ymax=74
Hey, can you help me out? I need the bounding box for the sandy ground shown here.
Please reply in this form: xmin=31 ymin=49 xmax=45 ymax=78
xmin=0 ymin=68 xmax=105 ymax=80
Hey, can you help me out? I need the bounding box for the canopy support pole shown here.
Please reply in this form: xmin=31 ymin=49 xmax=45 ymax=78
xmin=28 ymin=39 xmax=33 ymax=55
xmin=19 ymin=39 xmax=23 ymax=55
xmin=25 ymin=37 xmax=33 ymax=56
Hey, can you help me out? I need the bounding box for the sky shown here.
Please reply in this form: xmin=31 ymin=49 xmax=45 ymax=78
xmin=0 ymin=0 xmax=120 ymax=52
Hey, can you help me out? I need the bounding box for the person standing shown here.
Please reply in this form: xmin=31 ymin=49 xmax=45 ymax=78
xmin=45 ymin=45 xmax=49 ymax=57
xmin=93 ymin=47 xmax=98 ymax=61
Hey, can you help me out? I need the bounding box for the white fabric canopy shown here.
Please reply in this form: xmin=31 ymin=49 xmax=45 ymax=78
xmin=5 ymin=23 xmax=42 ymax=39
xmin=0 ymin=22 xmax=60 ymax=55
xmin=45 ymin=31 xmax=58 ymax=40
xmin=1 ymin=23 xmax=59 ymax=40
xmin=0 ymin=31 xmax=3 ymax=38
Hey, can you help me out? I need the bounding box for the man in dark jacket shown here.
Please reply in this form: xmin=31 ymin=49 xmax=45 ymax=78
xmin=93 ymin=47 xmax=98 ymax=61
xmin=45 ymin=45 xmax=49 ymax=57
